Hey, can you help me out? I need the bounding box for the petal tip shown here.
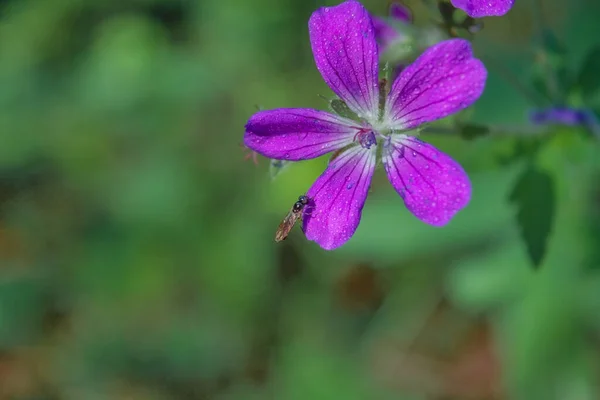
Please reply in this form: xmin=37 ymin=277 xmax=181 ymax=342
xmin=384 ymin=138 xmax=471 ymax=227
xmin=385 ymin=39 xmax=487 ymax=129
xmin=302 ymin=146 xmax=376 ymax=251
xmin=308 ymin=0 xmax=380 ymax=121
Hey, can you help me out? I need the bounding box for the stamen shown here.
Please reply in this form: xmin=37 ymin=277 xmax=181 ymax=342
xmin=353 ymin=129 xmax=377 ymax=149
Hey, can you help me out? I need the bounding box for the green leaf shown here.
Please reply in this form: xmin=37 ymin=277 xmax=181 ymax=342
xmin=329 ymin=99 xmax=358 ymax=120
xmin=509 ymin=164 xmax=556 ymax=268
xmin=576 ymin=45 xmax=600 ymax=101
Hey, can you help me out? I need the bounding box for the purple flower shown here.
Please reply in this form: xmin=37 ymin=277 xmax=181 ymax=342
xmin=244 ymin=0 xmax=487 ymax=250
xmin=372 ymin=2 xmax=413 ymax=52
xmin=451 ymin=0 xmax=515 ymax=18
xmin=529 ymin=107 xmax=600 ymax=136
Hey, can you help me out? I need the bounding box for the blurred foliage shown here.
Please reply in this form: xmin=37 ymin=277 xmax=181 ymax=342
xmin=509 ymin=162 xmax=556 ymax=268
xmin=0 ymin=0 xmax=600 ymax=399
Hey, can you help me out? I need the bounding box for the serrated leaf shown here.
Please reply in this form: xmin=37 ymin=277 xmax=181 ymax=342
xmin=329 ymin=99 xmax=358 ymax=120
xmin=509 ymin=164 xmax=556 ymax=268
xmin=576 ymin=45 xmax=600 ymax=101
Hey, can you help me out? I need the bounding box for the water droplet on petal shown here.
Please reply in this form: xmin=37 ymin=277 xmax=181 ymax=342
xmin=284 ymin=153 xmax=290 ymax=159
xmin=346 ymin=183 xmax=354 ymax=190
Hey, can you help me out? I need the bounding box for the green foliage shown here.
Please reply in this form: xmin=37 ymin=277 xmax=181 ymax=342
xmin=0 ymin=0 xmax=598 ymax=399
xmin=576 ymin=45 xmax=600 ymax=102
xmin=530 ymin=30 xmax=572 ymax=104
xmin=509 ymin=163 xmax=556 ymax=268
xmin=340 ymin=167 xmax=518 ymax=262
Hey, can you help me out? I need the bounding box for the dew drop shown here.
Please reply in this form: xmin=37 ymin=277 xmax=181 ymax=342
xmin=346 ymin=183 xmax=354 ymax=190
xmin=284 ymin=153 xmax=290 ymax=159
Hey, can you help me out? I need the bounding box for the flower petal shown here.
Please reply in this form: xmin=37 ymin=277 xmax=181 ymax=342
xmin=309 ymin=0 xmax=380 ymax=121
xmin=244 ymin=108 xmax=358 ymax=161
xmin=529 ymin=107 xmax=600 ymax=137
xmin=303 ymin=145 xmax=376 ymax=250
xmin=529 ymin=107 xmax=588 ymax=126
xmin=384 ymin=39 xmax=487 ymax=130
xmin=389 ymin=3 xmax=412 ymax=23
xmin=451 ymin=0 xmax=515 ymax=18
xmin=382 ymin=136 xmax=471 ymax=226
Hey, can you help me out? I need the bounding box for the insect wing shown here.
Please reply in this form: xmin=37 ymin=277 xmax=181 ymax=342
xmin=269 ymin=159 xmax=292 ymax=180
xmin=275 ymin=209 xmax=300 ymax=242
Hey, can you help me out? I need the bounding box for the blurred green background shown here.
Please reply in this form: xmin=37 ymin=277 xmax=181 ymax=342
xmin=1 ymin=0 xmax=600 ymax=398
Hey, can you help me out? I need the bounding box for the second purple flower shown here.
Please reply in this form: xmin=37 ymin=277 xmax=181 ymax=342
xmin=451 ymin=0 xmax=515 ymax=18
xmin=244 ymin=0 xmax=487 ymax=250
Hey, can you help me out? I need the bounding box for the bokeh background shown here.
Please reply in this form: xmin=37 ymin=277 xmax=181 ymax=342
xmin=1 ymin=0 xmax=600 ymax=398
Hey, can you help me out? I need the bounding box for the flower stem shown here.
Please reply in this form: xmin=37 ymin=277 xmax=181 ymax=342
xmin=421 ymin=124 xmax=546 ymax=137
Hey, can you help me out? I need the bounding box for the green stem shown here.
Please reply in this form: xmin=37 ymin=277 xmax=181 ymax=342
xmin=421 ymin=124 xmax=546 ymax=137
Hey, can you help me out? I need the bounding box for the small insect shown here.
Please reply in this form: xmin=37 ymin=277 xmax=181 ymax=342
xmin=275 ymin=195 xmax=312 ymax=242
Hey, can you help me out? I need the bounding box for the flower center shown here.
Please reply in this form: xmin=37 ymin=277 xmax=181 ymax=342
xmin=353 ymin=128 xmax=377 ymax=149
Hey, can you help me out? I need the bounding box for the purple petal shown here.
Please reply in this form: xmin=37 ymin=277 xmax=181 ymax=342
xmin=529 ymin=107 xmax=588 ymax=127
xmin=382 ymin=136 xmax=471 ymax=226
xmin=309 ymin=0 xmax=380 ymax=121
xmin=372 ymin=16 xmax=400 ymax=53
xmin=384 ymin=39 xmax=487 ymax=130
xmin=529 ymin=107 xmax=600 ymax=137
xmin=303 ymin=145 xmax=376 ymax=250
xmin=389 ymin=3 xmax=413 ymax=22
xmin=244 ymin=108 xmax=359 ymax=161
xmin=451 ymin=0 xmax=514 ymax=18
